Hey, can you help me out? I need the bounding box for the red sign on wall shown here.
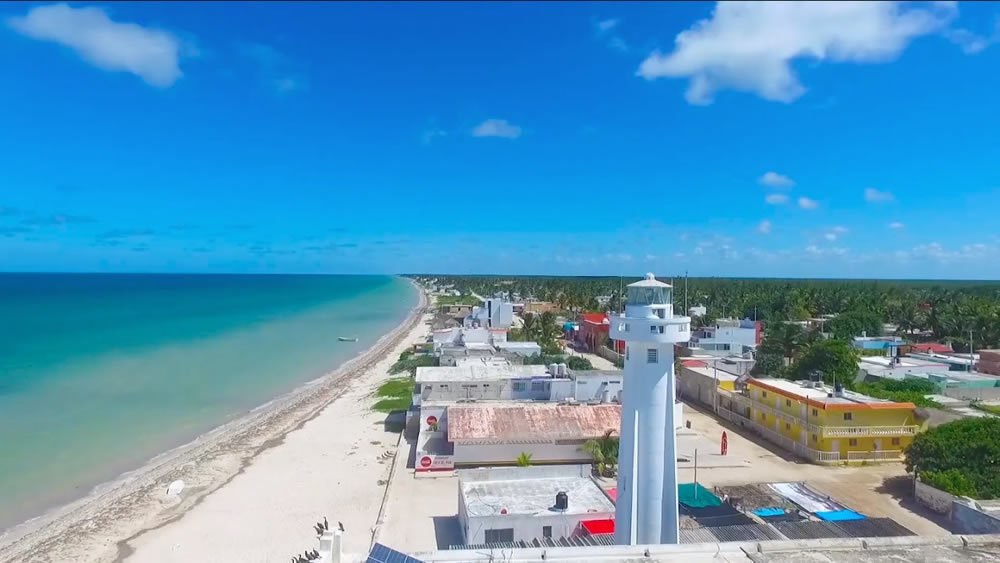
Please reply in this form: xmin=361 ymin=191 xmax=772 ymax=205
xmin=416 ymin=455 xmax=454 ymax=472
xmin=426 ymin=415 xmax=438 ymax=427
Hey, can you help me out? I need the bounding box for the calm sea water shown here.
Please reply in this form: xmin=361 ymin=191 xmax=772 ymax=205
xmin=0 ymin=274 xmax=416 ymax=532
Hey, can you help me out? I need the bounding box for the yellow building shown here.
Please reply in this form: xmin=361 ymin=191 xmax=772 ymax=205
xmin=717 ymin=378 xmax=918 ymax=464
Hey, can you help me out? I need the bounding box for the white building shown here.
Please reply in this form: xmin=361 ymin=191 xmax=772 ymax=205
xmin=689 ymin=317 xmax=760 ymax=357
xmin=688 ymin=305 xmax=707 ymax=317
xmin=458 ymin=464 xmax=616 ymax=546
xmin=466 ymin=298 xmax=514 ymax=329
xmin=496 ymin=341 xmax=542 ymax=357
xmin=609 ymin=273 xmax=690 ymax=546
xmin=413 ymin=363 xmax=552 ymax=406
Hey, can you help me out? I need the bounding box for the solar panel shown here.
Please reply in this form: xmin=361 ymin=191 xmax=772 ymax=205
xmin=367 ymin=543 xmax=426 ymax=563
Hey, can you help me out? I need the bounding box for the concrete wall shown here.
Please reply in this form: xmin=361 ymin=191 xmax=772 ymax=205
xmin=596 ymin=345 xmax=623 ymax=367
xmin=952 ymin=500 xmax=1000 ymax=535
xmin=572 ymin=374 xmax=624 ymax=402
xmin=453 ymin=442 xmax=590 ymax=466
xmin=942 ymin=386 xmax=1000 ymax=401
xmin=463 ymin=510 xmax=612 ymax=546
xmin=914 ymin=478 xmax=959 ymax=516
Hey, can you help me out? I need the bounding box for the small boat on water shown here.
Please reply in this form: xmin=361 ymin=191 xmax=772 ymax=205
xmin=338 ymin=336 xmax=359 ymax=342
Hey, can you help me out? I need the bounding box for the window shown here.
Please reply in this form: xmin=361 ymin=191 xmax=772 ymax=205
xmin=647 ymin=348 xmax=658 ymax=363
xmin=482 ymin=384 xmax=489 ymax=388
xmin=531 ymin=381 xmax=545 ymax=392
xmin=610 ymin=381 xmax=621 ymax=385
xmin=439 ymin=384 xmax=450 ymax=391
xmin=891 ymin=438 xmax=900 ymax=446
xmin=542 ymin=526 xmax=552 ymax=539
xmin=657 ymin=308 xmax=666 ymax=319
xmin=760 ymin=412 xmax=766 ymax=421
xmin=812 ymin=434 xmax=818 ymax=442
xmin=812 ymin=408 xmax=818 ymax=417
xmin=512 ymin=382 xmax=526 ymax=392
xmin=785 ymin=422 xmax=791 ymax=431
xmin=650 ymin=325 xmax=658 ymax=334
xmin=843 ymin=412 xmax=853 ymax=421
xmin=624 ymin=323 xmax=630 ymax=332
xmin=849 ymin=438 xmax=858 ymax=447
xmin=762 ymin=391 xmax=768 ymax=398
xmin=659 ymin=325 xmax=665 ymax=334
xmin=786 ymin=399 xmax=792 ymax=407
xmin=626 ymin=347 xmax=629 ymax=360
xmin=484 ymin=528 xmax=514 ymax=543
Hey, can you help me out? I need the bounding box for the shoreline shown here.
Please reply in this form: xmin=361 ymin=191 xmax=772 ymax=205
xmin=0 ymin=279 xmax=428 ymax=563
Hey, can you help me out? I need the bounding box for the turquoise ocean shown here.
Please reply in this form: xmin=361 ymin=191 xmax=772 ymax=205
xmin=0 ymin=274 xmax=416 ymax=532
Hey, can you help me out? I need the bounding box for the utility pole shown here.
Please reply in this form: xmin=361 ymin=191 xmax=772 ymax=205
xmin=970 ymin=329 xmax=975 ymax=372
xmin=684 ymin=270 xmax=688 ymax=314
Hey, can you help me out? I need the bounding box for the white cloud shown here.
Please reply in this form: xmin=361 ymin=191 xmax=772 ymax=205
xmin=865 ymin=187 xmax=895 ymax=202
xmin=798 ymin=196 xmax=819 ymax=210
xmin=421 ymin=128 xmax=447 ymax=145
xmin=831 ymin=225 xmax=849 ymax=234
xmin=759 ymin=171 xmax=795 ymax=189
xmin=595 ymin=17 xmax=629 ymax=52
xmin=237 ymin=42 xmax=305 ymax=94
xmin=824 ymin=232 xmax=837 ymax=241
xmin=7 ymin=3 xmax=188 ymax=87
xmin=679 ymin=232 xmax=690 ymax=241
xmin=644 ymin=253 xmax=658 ymax=262
xmin=943 ymin=19 xmax=1000 ymax=54
xmin=596 ymin=18 xmax=620 ymax=33
xmin=472 ymin=119 xmax=522 ymax=139
xmin=765 ymin=193 xmax=789 ymax=205
xmin=636 ymin=1 xmax=955 ymax=105
xmin=889 ymin=221 xmax=905 ymax=229
xmin=756 ymin=220 xmax=772 ymax=234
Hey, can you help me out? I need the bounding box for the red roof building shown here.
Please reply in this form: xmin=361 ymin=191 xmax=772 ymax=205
xmin=910 ymin=342 xmax=953 ymax=354
xmin=577 ymin=312 xmax=625 ymax=354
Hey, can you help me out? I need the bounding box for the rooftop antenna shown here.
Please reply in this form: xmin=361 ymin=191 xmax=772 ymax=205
xmin=684 ymin=270 xmax=688 ymax=313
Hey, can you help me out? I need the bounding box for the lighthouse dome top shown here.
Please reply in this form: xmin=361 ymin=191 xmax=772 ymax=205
xmin=627 ymin=273 xmax=672 ymax=288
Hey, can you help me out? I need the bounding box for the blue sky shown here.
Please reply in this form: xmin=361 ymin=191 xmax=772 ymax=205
xmin=1 ymin=1 xmax=999 ymax=278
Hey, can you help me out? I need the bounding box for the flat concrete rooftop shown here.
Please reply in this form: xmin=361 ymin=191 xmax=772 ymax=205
xmin=751 ymin=378 xmax=906 ymax=407
xmin=416 ymin=364 xmax=549 ymax=383
xmin=459 ymin=465 xmax=614 ymax=518
xmin=416 ymin=534 xmax=1000 ymax=562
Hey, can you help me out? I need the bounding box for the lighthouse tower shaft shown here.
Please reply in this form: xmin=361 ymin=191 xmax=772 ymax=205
xmin=609 ymin=274 xmax=691 ymax=545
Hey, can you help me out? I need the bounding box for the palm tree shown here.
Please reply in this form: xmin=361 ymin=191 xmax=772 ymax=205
xmin=539 ymin=311 xmax=559 ymax=343
xmin=580 ymin=430 xmax=619 ymax=477
xmin=522 ymin=313 xmax=539 ymax=341
xmin=515 ymin=452 xmax=533 ymax=467
xmin=771 ymin=322 xmax=804 ymax=365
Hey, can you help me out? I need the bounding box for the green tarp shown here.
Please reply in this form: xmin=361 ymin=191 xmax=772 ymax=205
xmin=678 ymin=483 xmax=722 ymax=508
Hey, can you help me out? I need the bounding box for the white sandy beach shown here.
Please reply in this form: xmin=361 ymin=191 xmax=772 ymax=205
xmin=0 ymin=286 xmax=429 ymax=563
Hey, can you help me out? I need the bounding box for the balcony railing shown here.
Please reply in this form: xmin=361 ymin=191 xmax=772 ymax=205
xmin=821 ymin=425 xmax=917 ymax=437
xmin=847 ymin=450 xmax=903 ymax=462
xmin=717 ymin=390 xmax=918 ymax=438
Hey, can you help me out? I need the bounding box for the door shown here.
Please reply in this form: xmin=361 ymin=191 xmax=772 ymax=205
xmin=874 ymin=439 xmax=881 ymax=451
xmin=830 ymin=440 xmax=839 ymax=457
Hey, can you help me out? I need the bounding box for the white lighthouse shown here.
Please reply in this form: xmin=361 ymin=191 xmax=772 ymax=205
xmin=610 ymin=273 xmax=691 ymax=545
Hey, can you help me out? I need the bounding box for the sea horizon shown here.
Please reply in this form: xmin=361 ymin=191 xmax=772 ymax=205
xmin=0 ymin=273 xmax=418 ymax=533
